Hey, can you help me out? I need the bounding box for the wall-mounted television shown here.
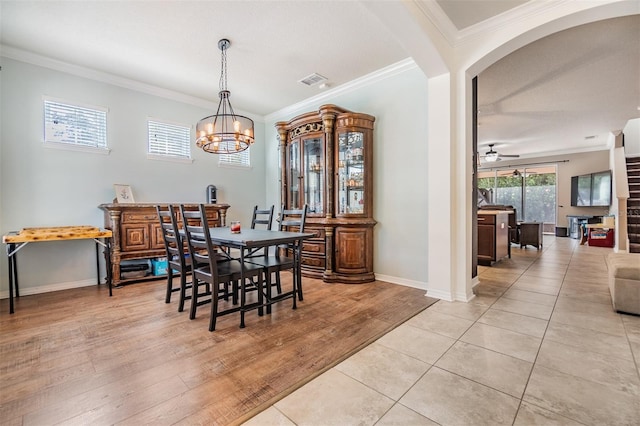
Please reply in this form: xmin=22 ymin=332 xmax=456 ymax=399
xmin=570 ymin=170 xmax=611 ymax=207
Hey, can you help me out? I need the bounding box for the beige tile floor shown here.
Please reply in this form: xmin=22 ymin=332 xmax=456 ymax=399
xmin=244 ymin=236 xmax=640 ymax=426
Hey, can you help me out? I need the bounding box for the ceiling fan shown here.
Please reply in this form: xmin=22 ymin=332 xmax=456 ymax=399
xmin=480 ymin=144 xmax=520 ymax=162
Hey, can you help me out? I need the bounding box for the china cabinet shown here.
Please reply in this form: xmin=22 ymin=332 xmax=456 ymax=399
xmin=276 ymin=104 xmax=376 ymax=283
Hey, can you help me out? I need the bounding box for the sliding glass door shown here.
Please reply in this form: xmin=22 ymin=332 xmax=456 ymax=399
xmin=495 ymin=174 xmax=523 ymax=221
xmin=477 ymin=166 xmax=556 ymax=229
xmin=523 ymin=169 xmax=556 ymax=223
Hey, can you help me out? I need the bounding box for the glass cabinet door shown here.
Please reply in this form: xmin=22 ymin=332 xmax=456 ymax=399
xmin=303 ymin=138 xmax=324 ymax=214
xmin=287 ymin=140 xmax=301 ymax=209
xmin=337 ymin=131 xmax=365 ymax=214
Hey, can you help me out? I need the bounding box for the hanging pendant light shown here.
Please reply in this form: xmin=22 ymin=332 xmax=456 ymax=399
xmin=196 ymin=39 xmax=254 ymax=154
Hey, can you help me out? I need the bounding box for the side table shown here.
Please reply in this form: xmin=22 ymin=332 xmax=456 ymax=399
xmin=2 ymin=226 xmax=112 ymax=314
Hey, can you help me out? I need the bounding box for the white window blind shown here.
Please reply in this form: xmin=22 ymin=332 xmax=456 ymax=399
xmin=218 ymin=141 xmax=251 ymax=167
xmin=44 ymin=99 xmax=108 ymax=149
xmin=148 ymin=119 xmax=191 ymax=159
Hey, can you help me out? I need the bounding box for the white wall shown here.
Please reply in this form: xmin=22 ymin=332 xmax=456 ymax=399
xmin=623 ymin=118 xmax=640 ymax=156
xmin=265 ymin=64 xmax=430 ymax=288
xmin=0 ymin=57 xmax=266 ymax=296
xmin=553 ymin=151 xmax=612 ymax=226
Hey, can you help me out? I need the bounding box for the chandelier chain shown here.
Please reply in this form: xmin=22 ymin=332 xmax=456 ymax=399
xmin=219 ymin=43 xmax=227 ymax=92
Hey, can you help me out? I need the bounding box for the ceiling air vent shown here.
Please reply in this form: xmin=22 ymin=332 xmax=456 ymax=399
xmin=299 ymin=73 xmax=327 ymax=86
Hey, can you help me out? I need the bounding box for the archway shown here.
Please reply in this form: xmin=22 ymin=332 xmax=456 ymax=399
xmin=457 ymin=1 xmax=639 ymax=300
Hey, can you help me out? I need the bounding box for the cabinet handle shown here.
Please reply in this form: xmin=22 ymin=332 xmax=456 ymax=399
xmin=478 ymin=217 xmax=485 ymax=221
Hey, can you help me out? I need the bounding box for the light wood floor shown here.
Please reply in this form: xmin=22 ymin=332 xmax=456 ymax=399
xmin=0 ymin=274 xmax=437 ymax=425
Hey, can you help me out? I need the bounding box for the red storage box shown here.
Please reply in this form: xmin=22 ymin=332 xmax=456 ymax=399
xmin=588 ymin=228 xmax=614 ymax=247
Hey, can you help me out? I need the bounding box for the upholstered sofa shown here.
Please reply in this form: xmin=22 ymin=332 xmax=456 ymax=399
xmin=606 ymin=253 xmax=640 ymax=315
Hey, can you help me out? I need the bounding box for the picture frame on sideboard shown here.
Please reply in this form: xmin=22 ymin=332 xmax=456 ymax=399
xmin=114 ymin=184 xmax=135 ymax=203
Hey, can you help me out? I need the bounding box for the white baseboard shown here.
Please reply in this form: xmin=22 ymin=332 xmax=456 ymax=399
xmin=471 ymin=275 xmax=481 ymax=288
xmin=375 ymin=273 xmax=453 ymax=301
xmin=374 ymin=274 xmax=427 ymax=290
xmin=0 ymin=279 xmax=99 ymax=300
xmin=424 ymin=288 xmax=453 ymax=301
xmin=455 ymin=289 xmax=476 ymax=302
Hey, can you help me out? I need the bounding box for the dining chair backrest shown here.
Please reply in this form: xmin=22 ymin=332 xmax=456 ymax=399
xmin=180 ymin=204 xmax=231 ymax=329
xmin=157 ymin=204 xmax=194 ymax=306
xmin=275 ymin=203 xmax=308 ymax=256
xmin=179 ymin=204 xmax=217 ymax=271
xmin=248 ymin=205 xmax=275 ymax=258
xmin=278 ymin=203 xmax=308 ymax=233
xmin=156 ymin=204 xmax=186 ymax=268
xmin=251 ymin=205 xmax=274 ymax=230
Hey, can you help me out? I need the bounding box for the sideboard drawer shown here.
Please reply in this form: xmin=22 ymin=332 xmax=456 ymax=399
xmin=302 ymin=240 xmax=325 ymax=255
xmin=122 ymin=211 xmax=158 ymax=223
xmin=301 ymin=255 xmax=325 ymax=270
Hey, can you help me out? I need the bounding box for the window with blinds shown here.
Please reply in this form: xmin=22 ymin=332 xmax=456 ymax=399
xmin=148 ymin=119 xmax=191 ymax=159
xmin=218 ymin=141 xmax=251 ymax=167
xmin=44 ymin=98 xmax=108 ymax=150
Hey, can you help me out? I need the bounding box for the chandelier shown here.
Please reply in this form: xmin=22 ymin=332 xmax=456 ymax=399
xmin=196 ymin=39 xmax=254 ymax=154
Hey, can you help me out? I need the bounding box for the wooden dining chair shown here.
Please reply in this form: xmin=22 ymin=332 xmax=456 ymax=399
xmin=156 ymin=204 xmax=191 ymax=312
xmin=244 ymin=205 xmax=274 ymax=258
xmin=247 ymin=204 xmax=308 ymax=309
xmin=251 ymin=205 xmax=274 ymax=230
xmin=279 ymin=204 xmax=308 ymax=301
xmin=180 ymin=204 xmax=264 ymax=330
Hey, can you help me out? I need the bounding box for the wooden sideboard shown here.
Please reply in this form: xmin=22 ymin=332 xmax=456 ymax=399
xmin=98 ymin=203 xmax=229 ymax=286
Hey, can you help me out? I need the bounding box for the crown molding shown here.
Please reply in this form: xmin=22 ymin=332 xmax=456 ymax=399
xmin=1 ymin=44 xmax=264 ymax=122
xmin=411 ymin=0 xmax=459 ymax=47
xmin=455 ymin=0 xmax=566 ymax=45
xmin=412 ymin=0 xmax=628 ymax=49
xmin=1 ymin=44 xmax=416 ymax=125
xmin=264 ymin=57 xmax=418 ymax=122
xmin=1 ymin=45 xmax=215 ymax=108
xmin=411 ymin=0 xmax=555 ymax=48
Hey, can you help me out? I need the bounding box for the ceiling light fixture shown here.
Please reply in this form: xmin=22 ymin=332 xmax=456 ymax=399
xmin=484 ymin=151 xmax=500 ymax=162
xmin=481 ymin=143 xmax=519 ymax=162
xmin=196 ymin=39 xmax=254 ymax=154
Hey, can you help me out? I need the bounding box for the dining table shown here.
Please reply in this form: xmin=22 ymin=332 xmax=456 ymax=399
xmin=206 ymin=226 xmax=315 ymax=315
